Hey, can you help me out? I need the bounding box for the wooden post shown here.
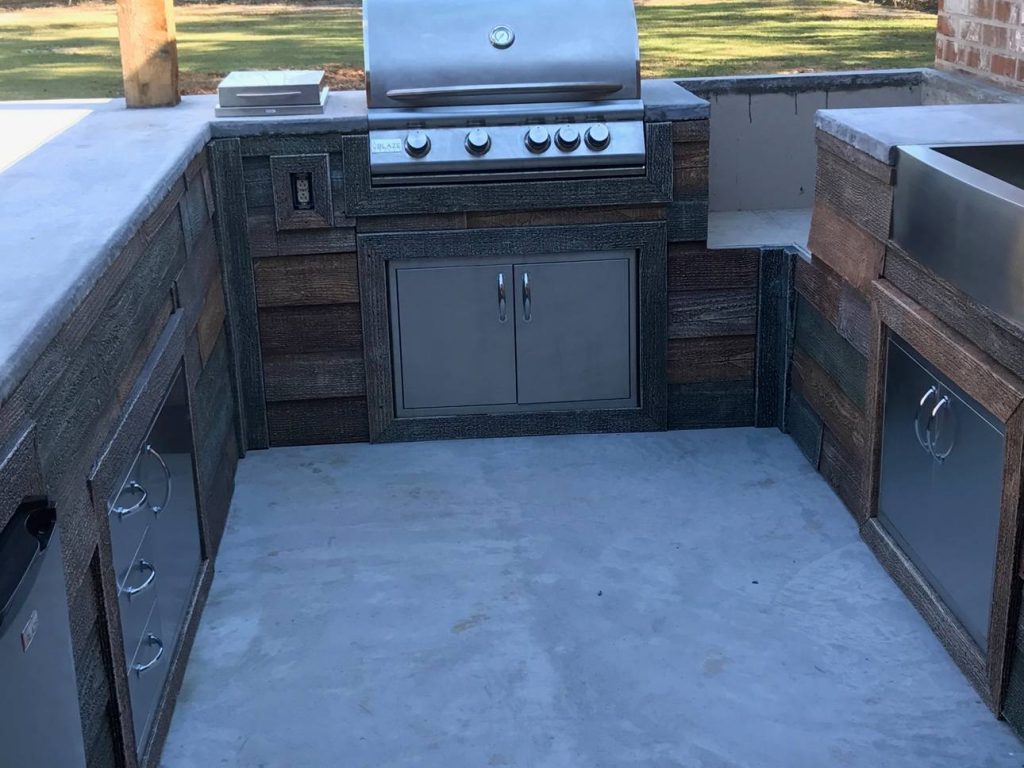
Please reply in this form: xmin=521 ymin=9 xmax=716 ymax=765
xmin=116 ymin=0 xmax=180 ymax=107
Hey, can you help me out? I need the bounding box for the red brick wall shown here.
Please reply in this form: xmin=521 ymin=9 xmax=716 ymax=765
xmin=936 ymin=0 xmax=1024 ymax=89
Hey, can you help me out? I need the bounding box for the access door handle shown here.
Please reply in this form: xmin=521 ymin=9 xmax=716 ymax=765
xmin=144 ymin=444 xmax=173 ymax=514
xmin=522 ymin=272 xmax=532 ymax=322
xmin=928 ymin=396 xmax=956 ymax=462
xmin=914 ymin=386 xmax=938 ymax=453
xmin=123 ymin=559 xmax=157 ymax=598
xmin=132 ymin=634 xmax=165 ymax=675
xmin=497 ymin=273 xmax=507 ymax=323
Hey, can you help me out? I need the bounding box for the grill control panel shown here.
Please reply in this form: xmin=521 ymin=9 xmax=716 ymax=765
xmin=369 ymin=120 xmax=646 ymax=183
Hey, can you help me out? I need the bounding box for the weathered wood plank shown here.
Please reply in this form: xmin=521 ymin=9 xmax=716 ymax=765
xmin=115 ymin=0 xmax=178 ymax=107
xmin=815 ymin=129 xmax=896 ymax=186
xmin=667 ymin=380 xmax=755 ymax=429
xmin=874 ymin=279 xmax=1024 ymax=423
xmin=238 ymin=134 xmax=349 ymax=157
xmin=884 ymin=243 xmax=1024 ymax=382
xmin=210 ymin=138 xmax=269 ymax=450
xmin=668 ymin=244 xmax=759 ymax=292
xmin=247 ymin=209 xmax=356 ymax=258
xmin=666 ymin=200 xmax=709 ymax=243
xmin=466 ymin=205 xmax=665 ymax=229
xmin=859 ymin=303 xmax=887 ymax=526
xmin=794 ymin=295 xmax=868 ymax=411
xmin=667 ymin=336 xmax=755 ymax=384
xmin=819 ymin=425 xmax=864 ymax=516
xmin=671 ymin=119 xmax=710 ymax=143
xmin=668 ymin=289 xmax=757 ymax=338
xmin=785 ymin=387 xmax=824 ymax=467
xmin=794 ymin=251 xmax=872 ymax=357
xmin=258 ymin=304 xmax=364 ymax=357
xmin=790 ymin=345 xmax=866 ymax=463
xmin=254 ymin=252 xmax=359 ymax=308
xmin=196 ymin=271 xmax=226 ymax=367
xmin=359 ymin=212 xmax=468 ymax=232
xmin=755 ymin=248 xmax=796 ymax=429
xmin=266 ymin=397 xmax=370 ymax=446
xmin=814 ymin=145 xmax=893 ymax=242
xmin=807 ymin=199 xmax=886 ymax=295
xmin=263 ymin=352 xmax=366 ymax=402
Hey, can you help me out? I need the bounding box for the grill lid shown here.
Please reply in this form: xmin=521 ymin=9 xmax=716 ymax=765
xmin=363 ymin=0 xmax=641 ymax=110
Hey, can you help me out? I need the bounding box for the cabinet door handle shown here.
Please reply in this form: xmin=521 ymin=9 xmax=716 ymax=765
xmin=928 ymin=396 xmax=955 ymax=462
xmin=144 ymin=444 xmax=173 ymax=514
xmin=497 ymin=273 xmax=507 ymax=323
xmin=522 ymin=272 xmax=531 ymax=322
xmin=113 ymin=481 xmax=149 ymax=519
xmin=914 ymin=386 xmax=938 ymax=453
xmin=123 ymin=559 xmax=157 ymax=598
xmin=132 ymin=634 xmax=164 ymax=675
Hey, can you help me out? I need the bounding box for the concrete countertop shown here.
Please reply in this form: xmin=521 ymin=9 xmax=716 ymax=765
xmin=0 ymin=83 xmax=705 ymax=404
xmin=816 ymin=103 xmax=1024 ymax=164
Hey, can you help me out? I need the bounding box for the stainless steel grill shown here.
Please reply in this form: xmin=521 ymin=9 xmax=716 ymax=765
xmin=363 ymin=0 xmax=646 ymax=184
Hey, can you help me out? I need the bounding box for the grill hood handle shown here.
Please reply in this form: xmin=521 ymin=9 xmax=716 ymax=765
xmin=385 ymin=81 xmax=623 ymax=102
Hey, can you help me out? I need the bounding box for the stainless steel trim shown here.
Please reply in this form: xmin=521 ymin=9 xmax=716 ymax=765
xmin=144 ymin=445 xmax=173 ymax=515
xmin=131 ymin=634 xmax=164 ymax=675
xmin=123 ymin=559 xmax=157 ymax=598
xmin=522 ymin=272 xmax=532 ymax=322
xmin=113 ymin=481 xmax=149 ymax=519
xmin=366 ymin=99 xmax=645 ymax=129
xmin=497 ymin=273 xmax=507 ymax=323
xmin=385 ymin=82 xmax=623 ymax=102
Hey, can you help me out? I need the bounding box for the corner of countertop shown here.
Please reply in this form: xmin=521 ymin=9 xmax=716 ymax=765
xmin=642 ymin=79 xmax=709 ymax=122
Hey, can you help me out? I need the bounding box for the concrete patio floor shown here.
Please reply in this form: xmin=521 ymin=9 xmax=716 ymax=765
xmin=161 ymin=429 xmax=1022 ymax=767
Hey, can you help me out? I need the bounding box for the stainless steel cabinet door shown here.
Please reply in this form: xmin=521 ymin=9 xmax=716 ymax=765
xmin=878 ymin=338 xmax=1005 ymax=648
xmin=919 ymin=384 xmax=1004 ymax=647
xmin=514 ymin=256 xmax=633 ymax=405
xmin=394 ymin=264 xmax=517 ymax=411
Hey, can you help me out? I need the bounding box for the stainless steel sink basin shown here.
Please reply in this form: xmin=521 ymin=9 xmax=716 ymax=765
xmin=892 ymin=143 xmax=1024 ymax=329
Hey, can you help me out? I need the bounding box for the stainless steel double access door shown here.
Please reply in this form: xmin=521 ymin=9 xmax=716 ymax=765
xmin=878 ymin=335 xmax=1006 ymax=649
xmin=389 ymin=251 xmax=638 ymax=417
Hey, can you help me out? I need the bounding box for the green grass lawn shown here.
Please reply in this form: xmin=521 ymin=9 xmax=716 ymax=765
xmin=0 ymin=0 xmax=937 ymax=101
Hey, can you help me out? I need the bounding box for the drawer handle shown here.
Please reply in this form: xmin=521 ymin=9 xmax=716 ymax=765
xmin=132 ymin=634 xmax=164 ymax=675
xmin=522 ymin=272 xmax=531 ymax=322
xmin=497 ymin=273 xmax=507 ymax=323
xmin=928 ymin=396 xmax=956 ymax=462
xmin=914 ymin=386 xmax=938 ymax=453
xmin=144 ymin=445 xmax=173 ymax=514
xmin=113 ymin=481 xmax=149 ymax=519
xmin=123 ymin=559 xmax=157 ymax=598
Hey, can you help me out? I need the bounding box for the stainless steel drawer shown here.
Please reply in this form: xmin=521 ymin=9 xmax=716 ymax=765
xmin=116 ymin=529 xmax=159 ymax=663
xmin=108 ymin=453 xmax=158 ymax=587
xmin=127 ymin=599 xmax=169 ymax=755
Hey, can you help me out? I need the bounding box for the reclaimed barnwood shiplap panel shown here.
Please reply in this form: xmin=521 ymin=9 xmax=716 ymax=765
xmin=794 ymin=295 xmax=868 ymax=410
xmin=859 ymin=302 xmax=887 ymax=526
xmin=813 ymin=146 xmax=893 ymax=242
xmin=668 ymin=289 xmax=757 ymax=338
xmin=196 ymin=272 xmax=227 ymax=367
xmin=666 ymin=200 xmax=710 ymax=243
xmin=807 ymin=200 xmax=886 ymax=295
xmin=667 ymin=336 xmax=755 ymax=384
xmin=818 ymin=425 xmax=864 ymax=516
xmin=874 ymin=279 xmax=1024 ymax=423
xmin=210 ymin=138 xmax=268 ymax=451
xmin=794 ymin=252 xmax=871 ymax=357
xmin=671 ymin=119 xmax=710 ymax=143
xmin=884 ymin=244 xmax=1024 ymax=382
xmin=667 ymin=380 xmax=755 ymax=429
xmin=672 ymin=138 xmax=709 ymax=201
xmin=263 ymin=352 xmax=366 ymax=402
xmin=358 ymin=212 xmax=468 ymax=233
xmin=755 ymin=248 xmax=796 ymax=430
xmin=239 ymin=133 xmax=349 ymax=157
xmin=258 ymin=304 xmax=364 ymax=357
xmin=247 ymin=209 xmax=356 ymax=258
xmin=789 ymin=345 xmax=866 ymax=464
xmin=267 ymin=397 xmax=370 ymax=446
xmin=667 ymin=244 xmax=758 ymax=292
xmin=254 ymin=252 xmax=359 ymax=308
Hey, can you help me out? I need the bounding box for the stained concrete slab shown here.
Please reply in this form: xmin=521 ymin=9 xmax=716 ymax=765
xmin=162 ymin=429 xmax=1022 ymax=768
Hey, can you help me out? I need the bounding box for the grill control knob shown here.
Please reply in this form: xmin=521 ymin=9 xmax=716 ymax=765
xmin=585 ymin=124 xmax=611 ymax=151
xmin=465 ymin=129 xmax=492 ymax=156
xmin=525 ymin=126 xmax=551 ymax=153
xmin=404 ymin=131 xmax=431 ymax=158
xmin=555 ymin=126 xmax=581 ymax=152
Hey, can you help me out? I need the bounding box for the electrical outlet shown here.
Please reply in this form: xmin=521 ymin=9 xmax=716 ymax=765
xmin=291 ymin=172 xmax=314 ymax=210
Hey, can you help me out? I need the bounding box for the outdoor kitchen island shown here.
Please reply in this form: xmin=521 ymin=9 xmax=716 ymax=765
xmin=3 ymin=57 xmax=1024 ymax=768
